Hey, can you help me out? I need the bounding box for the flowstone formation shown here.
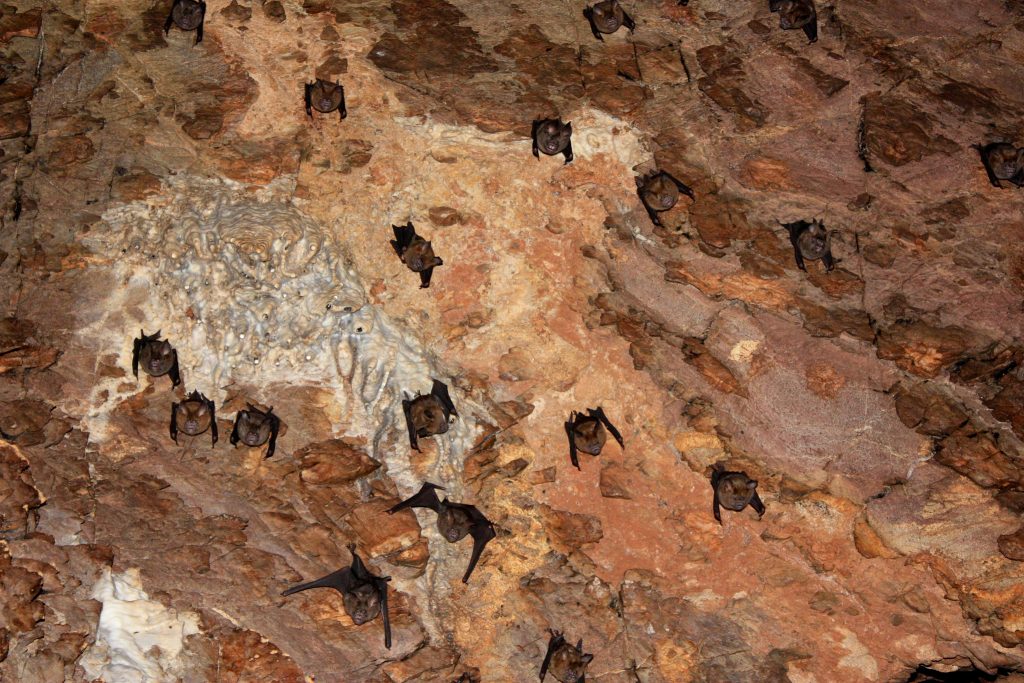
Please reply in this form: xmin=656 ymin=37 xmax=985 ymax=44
xmin=1 ymin=0 xmax=1024 ymax=681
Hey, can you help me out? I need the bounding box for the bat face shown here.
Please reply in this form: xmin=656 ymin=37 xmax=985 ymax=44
xmin=550 ymin=644 xmax=593 ymax=683
xmin=410 ymin=395 xmax=449 ymax=438
xmin=641 ymin=174 xmax=680 ymax=211
xmin=987 ymin=143 xmax=1023 ymax=180
xmin=573 ymin=417 xmax=607 ymax=456
xmin=590 ymin=0 xmax=625 ymax=32
xmin=139 ymin=339 xmax=176 ymax=377
xmin=717 ymin=473 xmax=758 ymax=511
xmin=402 ymin=238 xmax=442 ymax=273
xmin=310 ymin=79 xmax=344 ymax=113
xmin=536 ymin=120 xmax=572 ymax=156
xmin=437 ymin=506 xmax=473 ymax=543
xmin=177 ymin=399 xmax=212 ymax=436
xmin=172 ymin=0 xmax=204 ymax=30
xmin=236 ymin=410 xmax=272 ymax=447
xmin=342 ymin=582 xmax=382 ymax=625
xmin=779 ymin=0 xmax=814 ymax=28
xmin=797 ymin=221 xmax=828 ymax=260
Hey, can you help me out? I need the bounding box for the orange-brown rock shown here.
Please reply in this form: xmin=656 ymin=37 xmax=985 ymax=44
xmin=295 ymin=439 xmax=381 ymax=486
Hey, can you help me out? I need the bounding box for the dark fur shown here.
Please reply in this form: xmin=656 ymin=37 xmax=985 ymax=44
xmin=532 ymin=119 xmax=574 ymax=165
xmin=564 ymin=406 xmax=624 ymax=470
xmin=782 ymin=220 xmax=834 ymax=272
xmin=132 ymin=329 xmax=181 ymax=387
xmin=170 ymin=389 xmax=217 ymax=446
xmin=304 ymin=79 xmax=347 ymax=120
xmin=711 ymin=463 xmax=765 ymax=523
xmin=402 ymin=379 xmax=457 ymax=451
xmin=163 ymin=0 xmax=205 ymax=44
xmin=972 ymin=142 xmax=1024 ymax=189
xmin=390 ymin=222 xmax=443 ymax=288
xmin=583 ymin=0 xmax=635 ymax=40
xmin=229 ymin=404 xmax=281 ymax=458
xmin=540 ymin=630 xmax=593 ymax=683
xmin=771 ymin=0 xmax=817 ymax=42
xmin=636 ymin=171 xmax=695 ymax=227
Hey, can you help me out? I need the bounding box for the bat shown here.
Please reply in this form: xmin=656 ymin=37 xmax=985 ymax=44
xmin=390 ymin=222 xmax=443 ymax=288
xmin=540 ymin=629 xmax=593 ymax=683
xmin=773 ymin=0 xmax=817 ymax=43
xmin=532 ymin=119 xmax=574 ymax=165
xmin=402 ymin=379 xmax=457 ymax=451
xmin=711 ymin=463 xmax=765 ymax=524
xmin=636 ymin=171 xmax=695 ymax=227
xmin=164 ymin=0 xmax=206 ymax=44
xmin=170 ymin=389 xmax=217 ymax=446
xmin=583 ymin=0 xmax=636 ymax=41
xmin=972 ymin=142 xmax=1024 ymax=189
xmin=281 ymin=543 xmax=392 ymax=649
xmin=386 ymin=482 xmax=496 ymax=584
xmin=564 ymin=406 xmax=624 ymax=470
xmin=229 ymin=404 xmax=281 ymax=458
xmin=304 ymin=79 xmax=347 ymax=120
xmin=782 ymin=219 xmax=834 ymax=272
xmin=132 ymin=329 xmax=181 ymax=388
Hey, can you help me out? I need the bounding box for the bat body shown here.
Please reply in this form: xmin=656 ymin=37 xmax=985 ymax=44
xmin=390 ymin=223 xmax=443 ymax=288
xmin=386 ymin=482 xmax=496 ymax=584
xmin=230 ymin=404 xmax=281 ymax=458
xmin=170 ymin=389 xmax=217 ymax=446
xmin=782 ymin=220 xmax=833 ymax=272
xmin=972 ymin=142 xmax=1024 ymax=189
xmin=540 ymin=630 xmax=593 ymax=683
xmin=164 ymin=0 xmax=206 ymax=44
xmin=711 ymin=463 xmax=765 ymax=524
xmin=402 ymin=379 xmax=457 ymax=451
xmin=304 ymin=79 xmax=347 ymax=120
xmin=532 ymin=119 xmax=574 ymax=165
xmin=281 ymin=544 xmax=392 ymax=649
xmin=583 ymin=0 xmax=636 ymax=40
xmin=636 ymin=171 xmax=695 ymax=227
xmin=771 ymin=0 xmax=817 ymax=43
xmin=564 ymin=406 xmax=623 ymax=470
xmin=132 ymin=329 xmax=181 ymax=388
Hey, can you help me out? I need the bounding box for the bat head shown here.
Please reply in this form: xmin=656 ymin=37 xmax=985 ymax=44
xmin=311 ymin=79 xmax=343 ymax=113
xmin=779 ymin=0 xmax=814 ymax=28
xmin=797 ymin=220 xmax=828 ymax=259
xmin=573 ymin=417 xmax=607 ymax=456
xmin=642 ymin=174 xmax=680 ymax=210
xmin=536 ymin=119 xmax=572 ymax=156
xmin=173 ymin=0 xmax=204 ymax=30
xmin=140 ymin=338 xmax=176 ymax=377
xmin=717 ymin=472 xmax=757 ymax=511
xmin=343 ymin=582 xmax=382 ymax=625
xmin=178 ymin=391 xmax=212 ymax=436
xmin=590 ymin=0 xmax=623 ymax=31
xmin=437 ymin=506 xmax=472 ymax=543
xmin=403 ymin=238 xmax=440 ymax=272
xmin=552 ymin=640 xmax=594 ymax=683
xmin=988 ymin=143 xmax=1023 ymax=180
xmin=410 ymin=395 xmax=449 ymax=438
xmin=237 ymin=408 xmax=273 ymax=447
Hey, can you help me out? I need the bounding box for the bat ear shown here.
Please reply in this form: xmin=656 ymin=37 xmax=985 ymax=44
xmin=747 ymin=479 xmax=758 ymax=490
xmin=582 ymin=654 xmax=594 ymax=665
xmin=576 ymin=638 xmax=583 ymax=650
xmin=565 ymin=122 xmax=573 ymax=132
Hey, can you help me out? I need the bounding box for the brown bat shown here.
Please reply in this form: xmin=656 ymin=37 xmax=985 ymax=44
xmin=132 ymin=330 xmax=181 ymax=388
xmin=783 ymin=219 xmax=834 ymax=272
xmin=972 ymin=142 xmax=1024 ymax=189
xmin=770 ymin=0 xmax=817 ymax=42
xmin=402 ymin=379 xmax=457 ymax=451
xmin=304 ymin=79 xmax=347 ymax=120
xmin=386 ymin=482 xmax=496 ymax=584
xmin=583 ymin=0 xmax=636 ymax=40
xmin=711 ymin=463 xmax=765 ymax=523
xmin=229 ymin=404 xmax=281 ymax=458
xmin=163 ymin=0 xmax=206 ymax=44
xmin=281 ymin=543 xmax=391 ymax=649
xmin=540 ymin=630 xmax=593 ymax=683
xmin=636 ymin=171 xmax=695 ymax=227
xmin=390 ymin=222 xmax=443 ymax=288
xmin=565 ymin=406 xmax=623 ymax=470
xmin=532 ymin=119 xmax=574 ymax=165
xmin=170 ymin=389 xmax=217 ymax=446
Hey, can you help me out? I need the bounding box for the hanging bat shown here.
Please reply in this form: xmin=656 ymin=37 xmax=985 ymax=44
xmin=711 ymin=463 xmax=765 ymax=524
xmin=564 ymin=406 xmax=624 ymax=470
xmin=402 ymin=379 xmax=457 ymax=451
xmin=390 ymin=222 xmax=443 ymax=288
xmin=540 ymin=630 xmax=593 ymax=683
xmin=386 ymin=482 xmax=496 ymax=584
xmin=304 ymin=79 xmax=347 ymax=120
xmin=636 ymin=171 xmax=695 ymax=227
xmin=132 ymin=329 xmax=181 ymax=388
xmin=771 ymin=0 xmax=817 ymax=43
xmin=163 ymin=0 xmax=206 ymax=44
xmin=583 ymin=0 xmax=636 ymax=40
xmin=229 ymin=404 xmax=281 ymax=458
xmin=972 ymin=142 xmax=1024 ymax=189
xmin=281 ymin=543 xmax=391 ymax=649
xmin=170 ymin=389 xmax=217 ymax=446
xmin=782 ymin=219 xmax=834 ymax=272
xmin=532 ymin=119 xmax=574 ymax=165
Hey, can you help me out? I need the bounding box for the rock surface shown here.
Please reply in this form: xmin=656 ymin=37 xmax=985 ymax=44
xmin=0 ymin=0 xmax=1023 ymax=681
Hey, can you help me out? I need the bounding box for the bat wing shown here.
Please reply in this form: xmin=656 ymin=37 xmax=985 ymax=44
xmin=265 ymin=411 xmax=280 ymax=458
xmin=195 ymin=1 xmax=205 ymax=43
xmin=168 ymin=350 xmax=181 ymax=387
xmin=391 ymin=223 xmax=415 ymax=257
xmin=531 ymin=120 xmax=541 ymax=158
xmin=431 ymin=379 xmax=457 ymax=418
xmin=170 ymin=402 xmax=179 ymax=443
xmin=208 ymin=398 xmax=218 ymax=446
xmin=583 ymin=7 xmax=604 ymax=40
xmin=666 ymin=172 xmax=695 ymax=199
xmin=454 ymin=504 xmax=496 ymax=583
xmin=376 ymin=575 xmax=392 ymax=649
xmin=750 ymin=490 xmax=766 ymax=518
xmin=974 ymin=144 xmax=1003 ymax=188
xmin=131 ymin=334 xmax=143 ymax=378
xmin=592 ymin=406 xmax=624 ymax=449
xmin=281 ymin=567 xmax=354 ymax=597
xmin=562 ymin=139 xmax=574 ymax=165
xmin=304 ymin=82 xmax=313 ymax=117
xmin=387 ymin=482 xmax=444 ymax=514
xmin=784 ymin=221 xmax=807 ymax=271
xmin=402 ymin=398 xmax=419 ymax=451
xmin=540 ymin=631 xmax=564 ymax=682
xmin=338 ymin=84 xmax=347 ymax=120
xmin=802 ymin=18 xmax=817 ymax=42
xmin=163 ymin=0 xmax=176 ymax=33
xmin=229 ymin=413 xmax=242 ymax=447
xmin=419 ymin=267 xmax=435 ymax=288
xmin=622 ymin=10 xmax=636 ymax=31
xmin=564 ymin=414 xmax=580 ymax=470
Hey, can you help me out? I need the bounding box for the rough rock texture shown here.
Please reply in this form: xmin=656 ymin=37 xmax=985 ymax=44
xmin=0 ymin=0 xmax=1023 ymax=681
